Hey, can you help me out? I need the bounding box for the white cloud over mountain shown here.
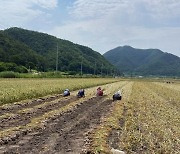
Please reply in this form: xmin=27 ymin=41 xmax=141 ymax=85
xmin=49 ymin=0 xmax=180 ymax=56
xmin=0 ymin=0 xmax=179 ymax=56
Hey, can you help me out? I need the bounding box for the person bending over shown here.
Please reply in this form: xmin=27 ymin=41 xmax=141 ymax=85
xmin=63 ymin=89 xmax=70 ymax=97
xmin=77 ymin=89 xmax=85 ymax=98
xmin=113 ymin=90 xmax=122 ymax=101
xmin=97 ymin=87 xmax=103 ymax=96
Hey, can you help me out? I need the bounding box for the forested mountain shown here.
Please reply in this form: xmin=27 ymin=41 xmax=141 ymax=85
xmin=103 ymin=46 xmax=180 ymax=76
xmin=0 ymin=27 xmax=115 ymax=74
xmin=0 ymin=31 xmax=45 ymax=72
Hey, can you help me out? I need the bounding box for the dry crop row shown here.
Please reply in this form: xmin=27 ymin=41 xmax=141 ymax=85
xmin=154 ymin=82 xmax=180 ymax=92
xmin=89 ymin=81 xmax=180 ymax=154
xmin=0 ymin=78 xmax=118 ymax=105
xmin=118 ymin=82 xmax=179 ymax=154
xmin=89 ymin=81 xmax=133 ymax=153
xmin=147 ymin=82 xmax=180 ymax=108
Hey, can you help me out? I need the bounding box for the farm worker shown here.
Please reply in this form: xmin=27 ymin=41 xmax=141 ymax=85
xmin=96 ymin=87 xmax=103 ymax=96
xmin=63 ymin=89 xmax=70 ymax=97
xmin=113 ymin=90 xmax=122 ymax=101
xmin=77 ymin=89 xmax=85 ymax=98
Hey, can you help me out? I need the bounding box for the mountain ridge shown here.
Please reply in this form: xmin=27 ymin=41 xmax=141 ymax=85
xmin=0 ymin=27 xmax=115 ymax=74
xmin=103 ymin=45 xmax=180 ymax=76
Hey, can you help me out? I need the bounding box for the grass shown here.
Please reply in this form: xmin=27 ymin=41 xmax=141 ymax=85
xmin=0 ymin=78 xmax=118 ymax=105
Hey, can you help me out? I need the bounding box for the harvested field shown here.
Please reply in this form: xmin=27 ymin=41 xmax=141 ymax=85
xmin=0 ymin=81 xmax=126 ymax=153
xmin=0 ymin=80 xmax=179 ymax=154
xmin=0 ymin=78 xmax=118 ymax=105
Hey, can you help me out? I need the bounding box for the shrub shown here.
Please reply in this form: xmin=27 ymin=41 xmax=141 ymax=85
xmin=0 ymin=62 xmax=28 ymax=73
xmin=0 ymin=71 xmax=18 ymax=78
xmin=15 ymin=66 xmax=28 ymax=73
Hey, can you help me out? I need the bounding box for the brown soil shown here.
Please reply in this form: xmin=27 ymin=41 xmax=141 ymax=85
xmin=0 ymin=96 xmax=78 ymax=131
xmin=0 ymin=94 xmax=63 ymax=115
xmin=0 ymin=95 xmax=113 ymax=154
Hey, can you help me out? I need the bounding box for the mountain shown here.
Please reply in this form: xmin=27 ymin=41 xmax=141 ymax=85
xmin=103 ymin=45 xmax=180 ymax=76
xmin=0 ymin=31 xmax=45 ymax=72
xmin=0 ymin=27 xmax=115 ymax=74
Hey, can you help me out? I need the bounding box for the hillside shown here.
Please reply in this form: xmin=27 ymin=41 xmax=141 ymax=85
xmin=0 ymin=31 xmax=45 ymax=72
xmin=1 ymin=27 xmax=115 ymax=74
xmin=103 ymin=46 xmax=180 ymax=76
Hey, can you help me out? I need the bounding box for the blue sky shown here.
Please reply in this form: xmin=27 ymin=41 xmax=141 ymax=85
xmin=0 ymin=0 xmax=180 ymax=57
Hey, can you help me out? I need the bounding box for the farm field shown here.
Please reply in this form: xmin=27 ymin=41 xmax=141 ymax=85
xmin=0 ymin=79 xmax=179 ymax=154
xmin=0 ymin=78 xmax=118 ymax=105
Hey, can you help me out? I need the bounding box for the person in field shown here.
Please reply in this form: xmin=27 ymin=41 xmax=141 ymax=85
xmin=77 ymin=89 xmax=85 ymax=98
xmin=63 ymin=89 xmax=70 ymax=97
xmin=96 ymin=87 xmax=103 ymax=96
xmin=113 ymin=90 xmax=122 ymax=101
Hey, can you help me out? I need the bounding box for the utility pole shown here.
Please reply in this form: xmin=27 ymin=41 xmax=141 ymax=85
xmin=101 ymin=63 xmax=103 ymax=76
xmin=56 ymin=43 xmax=59 ymax=72
xmin=114 ymin=69 xmax=116 ymax=77
xmin=94 ymin=60 xmax=96 ymax=75
xmin=81 ymin=57 xmax=83 ymax=76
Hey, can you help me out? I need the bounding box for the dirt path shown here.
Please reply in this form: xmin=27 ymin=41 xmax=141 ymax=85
xmin=0 ymin=96 xmax=113 ymax=154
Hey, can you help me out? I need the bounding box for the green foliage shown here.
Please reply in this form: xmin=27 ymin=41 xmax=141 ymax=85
xmin=0 ymin=71 xmax=18 ymax=78
xmin=0 ymin=31 xmax=45 ymax=71
xmin=0 ymin=62 xmax=28 ymax=73
xmin=104 ymin=45 xmax=180 ymax=76
xmin=2 ymin=27 xmax=115 ymax=74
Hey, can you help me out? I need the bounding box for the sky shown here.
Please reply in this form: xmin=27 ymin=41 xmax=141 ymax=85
xmin=0 ymin=0 xmax=180 ymax=57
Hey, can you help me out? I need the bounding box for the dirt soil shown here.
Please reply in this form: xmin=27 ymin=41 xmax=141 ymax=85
xmin=0 ymin=96 xmax=78 ymax=131
xmin=0 ymin=95 xmax=113 ymax=154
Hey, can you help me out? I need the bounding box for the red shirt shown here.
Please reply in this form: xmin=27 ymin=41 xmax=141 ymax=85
xmin=97 ymin=89 xmax=103 ymax=96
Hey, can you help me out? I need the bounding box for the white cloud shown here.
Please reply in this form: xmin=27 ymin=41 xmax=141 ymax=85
xmin=50 ymin=19 xmax=180 ymax=55
xmin=0 ymin=0 xmax=58 ymax=28
xmin=49 ymin=0 xmax=180 ymax=56
xmin=0 ymin=0 xmax=179 ymax=56
xmin=69 ymin=0 xmax=125 ymax=19
xmin=31 ymin=0 xmax=58 ymax=9
xmin=69 ymin=0 xmax=180 ymax=25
